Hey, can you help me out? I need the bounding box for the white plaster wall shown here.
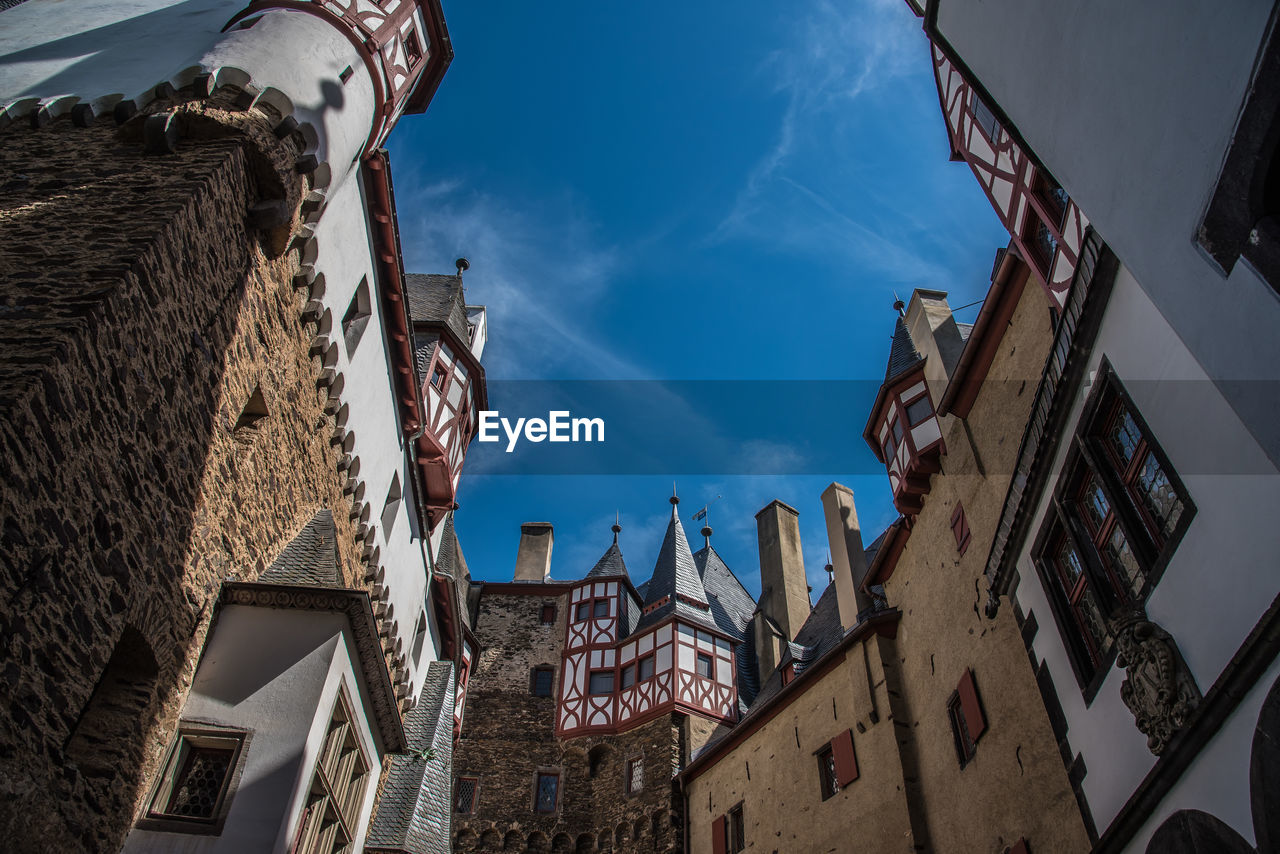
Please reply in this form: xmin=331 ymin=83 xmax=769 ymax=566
xmin=311 ymin=174 xmax=435 ymax=698
xmin=0 ymin=0 xmax=235 ymax=104
xmin=1012 ymin=264 xmax=1280 ymax=836
xmin=934 ymin=0 xmax=1280 ymax=466
xmin=1122 ymin=658 xmax=1280 ymax=853
xmin=1 ymin=2 xmax=377 ymax=191
xmin=193 ymin=10 xmax=375 ymax=184
xmin=122 ymin=606 xmax=383 ymax=854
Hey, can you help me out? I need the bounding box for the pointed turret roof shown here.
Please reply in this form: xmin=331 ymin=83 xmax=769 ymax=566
xmin=638 ymin=500 xmax=720 ymax=632
xmin=585 ymin=542 xmax=630 ymax=581
xmin=884 ymin=315 xmax=924 ymax=381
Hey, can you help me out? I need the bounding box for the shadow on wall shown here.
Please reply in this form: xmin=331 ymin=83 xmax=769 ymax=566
xmin=0 ymin=0 xmax=231 ymax=100
xmin=1144 ymin=671 xmax=1280 ymax=853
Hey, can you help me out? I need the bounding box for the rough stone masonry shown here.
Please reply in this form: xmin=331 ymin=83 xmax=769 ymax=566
xmin=0 ymin=87 xmax=371 ymax=851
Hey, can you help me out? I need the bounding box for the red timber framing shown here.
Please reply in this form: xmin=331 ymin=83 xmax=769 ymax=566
xmin=557 ymin=579 xmax=738 ymax=739
xmin=363 ymin=153 xmax=486 ymax=531
xmin=929 ymin=45 xmax=1087 ymax=311
xmin=863 ymin=364 xmax=944 ymax=517
xmin=225 ymin=0 xmax=453 ymax=155
xmin=938 ymin=245 xmax=1032 ymax=418
xmin=428 ymin=566 xmax=477 ymax=738
xmin=415 ymin=317 xmax=487 ymax=529
xmin=679 ymin=609 xmax=902 ymax=785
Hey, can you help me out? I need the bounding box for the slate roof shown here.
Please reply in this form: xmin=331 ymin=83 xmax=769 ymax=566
xmin=693 ymin=544 xmax=760 ymax=705
xmin=885 ymin=315 xmax=924 ymax=381
xmin=405 ymin=273 xmax=470 ymax=345
xmin=366 ymin=662 xmax=456 ymax=854
xmin=636 ymin=507 xmax=720 ymax=634
xmin=259 ymin=510 xmax=340 ymax=587
xmin=585 ymin=542 xmax=630 ymax=581
xmin=435 ymin=515 xmax=474 ymax=632
xmin=734 ymin=524 xmax=889 ymax=716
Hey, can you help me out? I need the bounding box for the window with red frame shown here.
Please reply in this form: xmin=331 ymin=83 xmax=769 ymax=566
xmin=540 ymin=604 xmax=556 ymax=625
xmin=947 ymin=668 xmax=987 ymax=767
xmin=1032 ymin=367 xmax=1193 ymax=694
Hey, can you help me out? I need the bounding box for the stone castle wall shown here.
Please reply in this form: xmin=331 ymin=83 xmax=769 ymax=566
xmin=456 ymin=590 xmax=682 ymax=852
xmin=881 ymin=277 xmax=1093 ymax=853
xmin=0 ymin=93 xmax=370 ymax=851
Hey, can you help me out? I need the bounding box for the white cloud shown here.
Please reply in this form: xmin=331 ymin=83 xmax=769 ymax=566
xmin=710 ymin=0 xmax=938 ymax=280
xmin=393 ymin=182 xmax=645 ymax=380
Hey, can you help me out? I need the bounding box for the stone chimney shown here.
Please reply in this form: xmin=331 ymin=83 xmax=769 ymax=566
xmin=905 ymin=289 xmax=967 ymax=405
xmin=513 ymin=522 xmax=554 ymax=582
xmin=755 ymin=500 xmax=811 ymax=642
xmin=821 ymin=483 xmax=872 ymax=631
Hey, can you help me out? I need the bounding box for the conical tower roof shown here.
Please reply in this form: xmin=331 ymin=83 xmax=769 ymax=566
xmin=638 ymin=500 xmax=719 ymax=632
xmin=585 ymin=541 xmax=630 ymax=581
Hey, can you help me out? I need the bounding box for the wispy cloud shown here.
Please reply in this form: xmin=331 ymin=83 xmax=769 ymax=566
xmin=393 ymin=180 xmax=645 ymax=380
xmin=710 ymin=0 xmax=938 ymax=280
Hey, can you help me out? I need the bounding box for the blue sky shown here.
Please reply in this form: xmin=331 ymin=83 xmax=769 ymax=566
xmin=386 ymin=0 xmax=1009 ymax=597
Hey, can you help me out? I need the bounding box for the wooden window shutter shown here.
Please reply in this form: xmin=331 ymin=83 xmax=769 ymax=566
xmin=831 ymin=728 xmax=859 ymax=787
xmin=951 ymin=503 xmax=971 ymax=555
xmin=957 ymin=668 xmax=987 ymax=742
xmin=712 ymin=815 xmax=727 ymax=854
xmin=1008 ymin=839 xmax=1029 ymax=854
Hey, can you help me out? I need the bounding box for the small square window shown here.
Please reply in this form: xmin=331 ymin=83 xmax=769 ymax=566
xmin=531 ymin=667 xmax=554 ymax=697
xmin=146 ymin=729 xmax=245 ymax=828
xmin=534 ymin=772 xmax=559 ymax=813
xmin=638 ymin=655 xmax=654 ymax=682
xmin=575 ymin=601 xmax=590 ymax=622
xmin=455 ymin=777 xmax=477 ymax=814
xmin=905 ymin=394 xmax=933 ymax=427
xmin=817 ymin=746 xmax=840 ymax=800
xmin=593 ymin=599 xmax=610 ymax=618
xmin=696 ymin=652 xmax=713 ymax=679
xmin=971 ymin=92 xmax=1001 ymax=141
xmin=621 ymin=664 xmax=636 ymax=689
xmin=540 ymin=604 xmax=557 ymax=625
xmin=728 ymin=803 xmax=745 ymax=853
xmin=891 ymin=418 xmax=905 ymax=445
xmin=404 ymin=29 xmax=423 ymax=65
xmin=430 ymin=363 xmax=447 ymax=391
xmin=588 ymin=670 xmax=614 ymax=695
xmin=627 ymin=758 xmax=644 ymax=794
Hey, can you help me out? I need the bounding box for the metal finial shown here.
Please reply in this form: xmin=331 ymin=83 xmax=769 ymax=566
xmin=612 ymin=511 xmax=621 ymax=543
xmin=455 ymin=257 xmax=470 ymax=277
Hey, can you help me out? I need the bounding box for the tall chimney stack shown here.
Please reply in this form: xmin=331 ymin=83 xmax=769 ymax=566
xmin=821 ymin=483 xmax=872 ymax=631
xmin=513 ymin=522 xmax=554 ymax=582
xmin=755 ymin=500 xmax=811 ymax=642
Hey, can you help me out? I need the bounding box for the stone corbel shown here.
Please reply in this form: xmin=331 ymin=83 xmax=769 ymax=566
xmin=1111 ymin=609 xmax=1201 ymax=755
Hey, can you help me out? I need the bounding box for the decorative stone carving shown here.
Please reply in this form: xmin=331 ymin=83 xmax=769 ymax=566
xmin=1112 ymin=609 xmax=1201 ymax=755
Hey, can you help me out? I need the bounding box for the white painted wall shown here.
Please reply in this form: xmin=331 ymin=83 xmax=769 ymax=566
xmin=935 ymin=0 xmax=1280 ymax=466
xmin=1012 ymin=264 xmax=1280 ymax=837
xmin=1 ymin=1 xmax=378 ymax=192
xmin=0 ymin=0 xmax=235 ymax=105
xmin=310 ymin=172 xmax=436 ymax=701
xmin=123 ymin=605 xmax=383 ymax=854
xmin=1122 ymin=659 xmax=1280 ymax=853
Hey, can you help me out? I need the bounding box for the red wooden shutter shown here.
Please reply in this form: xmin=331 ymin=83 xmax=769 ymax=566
xmin=831 ymin=728 xmax=859 ymax=787
xmin=958 ymin=668 xmax=987 ymax=741
xmin=712 ymin=815 xmax=727 ymax=854
xmin=1009 ymin=839 xmax=1029 ymax=854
